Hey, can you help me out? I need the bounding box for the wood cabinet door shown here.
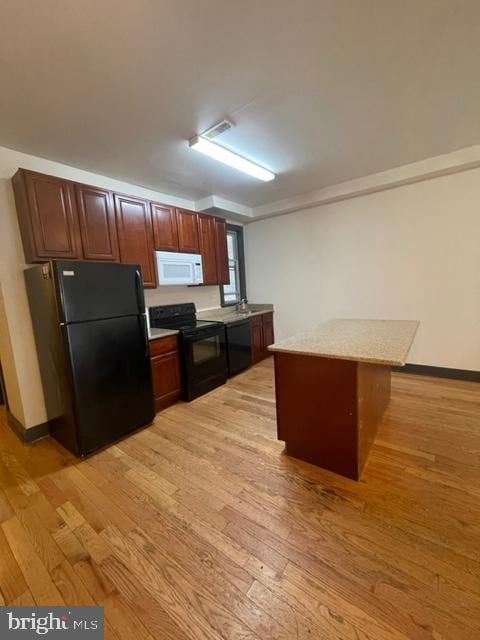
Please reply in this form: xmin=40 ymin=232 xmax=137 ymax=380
xmin=13 ymin=169 xmax=82 ymax=262
xmin=262 ymin=313 xmax=275 ymax=350
xmin=114 ymin=194 xmax=157 ymax=288
xmin=214 ymin=217 xmax=230 ymax=285
xmin=151 ymin=203 xmax=179 ymax=251
xmin=198 ymin=214 xmax=217 ymax=285
xmin=175 ymin=209 xmax=200 ymax=253
xmin=250 ymin=316 xmax=264 ymax=363
xmin=151 ymin=350 xmax=181 ymax=411
xmin=75 ymin=184 xmax=119 ymax=261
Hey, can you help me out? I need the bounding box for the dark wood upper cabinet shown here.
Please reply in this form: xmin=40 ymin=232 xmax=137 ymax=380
xmin=75 ymin=184 xmax=119 ymax=261
xmin=12 ymin=169 xmax=82 ymax=263
xmin=175 ymin=208 xmax=200 ymax=254
xmin=151 ymin=203 xmax=179 ymax=252
xmin=197 ymin=214 xmax=217 ymax=285
xmin=12 ymin=169 xmax=230 ymax=293
xmin=114 ymin=194 xmax=157 ymax=288
xmin=214 ymin=217 xmax=230 ymax=285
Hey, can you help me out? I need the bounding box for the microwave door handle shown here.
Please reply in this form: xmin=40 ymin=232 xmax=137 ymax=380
xmin=193 ymin=260 xmax=202 ymax=284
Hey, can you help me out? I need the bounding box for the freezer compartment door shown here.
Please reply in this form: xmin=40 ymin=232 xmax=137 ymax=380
xmin=53 ymin=260 xmax=145 ymax=323
xmin=63 ymin=315 xmax=154 ymax=455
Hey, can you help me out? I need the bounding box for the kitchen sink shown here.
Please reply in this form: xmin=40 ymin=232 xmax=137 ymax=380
xmin=234 ymin=306 xmax=266 ymax=316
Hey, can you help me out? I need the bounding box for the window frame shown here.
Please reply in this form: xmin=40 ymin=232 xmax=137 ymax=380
xmin=220 ymin=223 xmax=247 ymax=307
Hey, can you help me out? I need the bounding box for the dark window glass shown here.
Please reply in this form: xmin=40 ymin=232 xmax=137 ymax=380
xmin=192 ymin=335 xmax=220 ymax=364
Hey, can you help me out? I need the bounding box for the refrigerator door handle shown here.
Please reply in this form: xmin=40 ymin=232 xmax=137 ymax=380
xmin=135 ymin=269 xmax=144 ymax=314
xmin=140 ymin=314 xmax=150 ymax=358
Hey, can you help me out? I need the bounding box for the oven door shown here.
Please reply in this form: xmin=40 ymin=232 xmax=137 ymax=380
xmin=181 ymin=326 xmax=227 ymax=400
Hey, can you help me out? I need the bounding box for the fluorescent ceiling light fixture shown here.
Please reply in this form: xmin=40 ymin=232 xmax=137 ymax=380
xmin=189 ymin=136 xmax=275 ymax=182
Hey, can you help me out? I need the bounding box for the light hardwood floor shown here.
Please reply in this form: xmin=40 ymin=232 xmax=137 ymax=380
xmin=0 ymin=358 xmax=479 ymax=639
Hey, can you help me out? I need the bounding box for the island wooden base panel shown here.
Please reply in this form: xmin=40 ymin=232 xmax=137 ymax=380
xmin=274 ymin=353 xmax=391 ymax=479
xmin=357 ymin=361 xmax=391 ymax=475
xmin=0 ymin=358 xmax=479 ymax=639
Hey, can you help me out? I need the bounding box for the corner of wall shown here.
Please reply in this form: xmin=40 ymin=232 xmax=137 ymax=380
xmin=0 ymin=281 xmax=26 ymax=425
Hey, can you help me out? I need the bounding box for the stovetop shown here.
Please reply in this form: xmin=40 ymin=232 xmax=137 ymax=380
xmin=148 ymin=303 xmax=224 ymax=335
xmin=156 ymin=319 xmax=223 ymax=333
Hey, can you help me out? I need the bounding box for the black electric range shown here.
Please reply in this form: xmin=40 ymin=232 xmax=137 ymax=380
xmin=148 ymin=303 xmax=227 ymax=401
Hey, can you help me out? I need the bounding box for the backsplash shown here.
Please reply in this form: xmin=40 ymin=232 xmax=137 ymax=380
xmin=144 ymin=285 xmax=221 ymax=311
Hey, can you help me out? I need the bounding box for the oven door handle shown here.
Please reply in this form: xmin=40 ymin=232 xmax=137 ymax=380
xmin=182 ymin=327 xmax=225 ymax=341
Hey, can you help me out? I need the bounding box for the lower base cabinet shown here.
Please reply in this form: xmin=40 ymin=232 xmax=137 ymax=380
xmin=149 ymin=315 xmax=273 ymax=412
xmin=150 ymin=334 xmax=182 ymax=412
xmin=250 ymin=312 xmax=275 ymax=363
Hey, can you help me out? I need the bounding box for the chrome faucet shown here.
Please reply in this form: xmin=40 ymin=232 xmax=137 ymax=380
xmin=236 ymin=299 xmax=248 ymax=312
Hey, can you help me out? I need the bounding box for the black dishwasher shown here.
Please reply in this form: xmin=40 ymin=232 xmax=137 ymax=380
xmin=225 ymin=319 xmax=252 ymax=377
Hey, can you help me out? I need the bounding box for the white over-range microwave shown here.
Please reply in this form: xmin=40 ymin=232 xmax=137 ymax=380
xmin=156 ymin=251 xmax=204 ymax=286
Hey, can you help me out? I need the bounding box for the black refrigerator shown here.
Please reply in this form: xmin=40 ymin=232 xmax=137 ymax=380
xmin=25 ymin=260 xmax=155 ymax=456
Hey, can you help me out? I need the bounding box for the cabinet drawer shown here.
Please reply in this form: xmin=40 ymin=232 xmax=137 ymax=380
xmin=149 ymin=334 xmax=178 ymax=357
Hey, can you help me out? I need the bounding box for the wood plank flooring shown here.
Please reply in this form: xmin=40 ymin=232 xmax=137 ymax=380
xmin=0 ymin=358 xmax=479 ymax=639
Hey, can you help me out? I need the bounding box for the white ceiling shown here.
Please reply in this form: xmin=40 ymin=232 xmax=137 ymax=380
xmin=1 ymin=0 xmax=480 ymax=209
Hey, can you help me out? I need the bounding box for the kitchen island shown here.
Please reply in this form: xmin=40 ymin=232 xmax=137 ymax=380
xmin=269 ymin=319 xmax=419 ymax=480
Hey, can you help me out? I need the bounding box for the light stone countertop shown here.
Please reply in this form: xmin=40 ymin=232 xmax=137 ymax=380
xmin=149 ymin=327 xmax=179 ymax=341
xmin=148 ymin=304 xmax=273 ymax=339
xmin=197 ymin=304 xmax=273 ymax=325
xmin=268 ymin=319 xmax=419 ymax=366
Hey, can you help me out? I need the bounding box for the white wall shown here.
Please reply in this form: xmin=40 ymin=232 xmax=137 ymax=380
xmin=0 ymin=145 xmax=218 ymax=429
xmin=245 ymin=168 xmax=480 ymax=371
